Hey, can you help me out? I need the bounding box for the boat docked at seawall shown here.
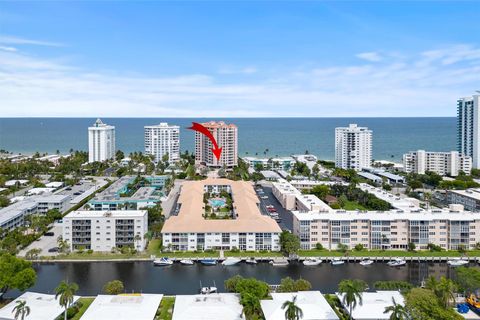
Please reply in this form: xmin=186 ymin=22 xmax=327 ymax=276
xmin=303 ymin=258 xmax=322 ymax=266
xmin=447 ymin=258 xmax=469 ymax=267
xmin=153 ymin=257 xmax=173 ymax=266
xmin=269 ymin=257 xmax=289 ymax=266
xmin=359 ymin=259 xmax=374 ymax=266
xmin=331 ymin=258 xmax=345 ymax=266
xmin=199 ymin=259 xmax=217 ymax=266
xmin=387 ymin=258 xmax=406 ymax=267
xmin=245 ymin=257 xmax=257 ymax=264
xmin=221 ymin=257 xmax=242 ymax=266
xmin=200 ymin=286 xmax=217 ymax=294
xmin=180 ymin=259 xmax=194 ymax=265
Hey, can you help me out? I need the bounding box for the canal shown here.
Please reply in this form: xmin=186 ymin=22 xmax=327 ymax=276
xmin=7 ymin=261 xmax=466 ymax=298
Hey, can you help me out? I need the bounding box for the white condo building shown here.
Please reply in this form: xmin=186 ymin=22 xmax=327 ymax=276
xmin=62 ymin=210 xmax=148 ymax=252
xmin=335 ymin=124 xmax=372 ymax=171
xmin=195 ymin=121 xmax=238 ymax=168
xmin=88 ymin=119 xmax=115 ymax=163
xmin=403 ymin=150 xmax=472 ymax=176
xmin=458 ymin=93 xmax=480 ymax=168
xmin=144 ymin=122 xmax=180 ymax=163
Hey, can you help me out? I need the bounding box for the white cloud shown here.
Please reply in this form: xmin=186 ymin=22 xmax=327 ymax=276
xmin=1 ymin=40 xmax=480 ymax=117
xmin=356 ymin=52 xmax=383 ymax=62
xmin=218 ymin=66 xmax=257 ymax=75
xmin=0 ymin=46 xmax=17 ymax=52
xmin=0 ymin=35 xmax=64 ymax=47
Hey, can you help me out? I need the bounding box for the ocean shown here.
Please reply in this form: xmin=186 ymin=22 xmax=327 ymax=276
xmin=0 ymin=117 xmax=456 ymax=161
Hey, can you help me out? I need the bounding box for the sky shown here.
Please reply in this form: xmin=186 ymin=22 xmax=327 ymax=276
xmin=0 ymin=1 xmax=480 ymax=117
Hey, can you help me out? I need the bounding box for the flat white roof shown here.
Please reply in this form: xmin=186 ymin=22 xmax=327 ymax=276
xmin=261 ymin=291 xmax=339 ymax=320
xmin=359 ymin=183 xmax=422 ymax=211
xmin=45 ymin=181 xmax=64 ymax=188
xmin=336 ymin=291 xmax=404 ymax=320
xmin=173 ymin=293 xmax=244 ymax=320
xmin=0 ymin=291 xmax=79 ymax=320
xmin=80 ymin=294 xmax=163 ymax=320
xmin=449 ymin=188 xmax=480 ymax=201
xmin=5 ymin=179 xmax=29 ymax=186
xmin=64 ymin=210 xmax=147 ymax=219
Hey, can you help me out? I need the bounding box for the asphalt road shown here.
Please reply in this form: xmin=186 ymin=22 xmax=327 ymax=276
xmin=255 ymin=184 xmax=293 ymax=231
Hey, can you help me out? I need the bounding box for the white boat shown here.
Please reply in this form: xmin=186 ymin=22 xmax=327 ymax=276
xmin=200 ymin=286 xmax=217 ymax=294
xmin=222 ymin=257 xmax=242 ymax=266
xmin=447 ymin=258 xmax=469 ymax=267
xmin=270 ymin=257 xmax=289 ymax=266
xmin=331 ymin=258 xmax=345 ymax=266
xmin=359 ymin=259 xmax=374 ymax=266
xmin=303 ymin=258 xmax=322 ymax=266
xmin=387 ymin=258 xmax=406 ymax=267
xmin=245 ymin=257 xmax=257 ymax=264
xmin=180 ymin=259 xmax=194 ymax=265
xmin=153 ymin=257 xmax=173 ymax=266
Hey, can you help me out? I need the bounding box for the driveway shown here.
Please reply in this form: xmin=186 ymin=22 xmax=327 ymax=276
xmin=18 ymin=224 xmax=63 ymax=257
xmin=256 ymin=184 xmax=293 ymax=231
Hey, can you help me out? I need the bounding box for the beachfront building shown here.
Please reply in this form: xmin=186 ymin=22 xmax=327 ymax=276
xmin=88 ymin=118 xmax=116 ymax=163
xmin=161 ymin=178 xmax=281 ymax=251
xmin=62 ymin=210 xmax=148 ymax=252
xmin=292 ymin=206 xmax=480 ymax=251
xmin=88 ymin=175 xmax=168 ymax=210
xmin=458 ymin=93 xmax=480 ymax=168
xmin=144 ymin=122 xmax=180 ymax=163
xmin=243 ymin=156 xmax=295 ymax=171
xmin=195 ymin=121 xmax=238 ymax=168
xmin=403 ymin=150 xmax=472 ymax=176
xmin=335 ymin=124 xmax=372 ymax=171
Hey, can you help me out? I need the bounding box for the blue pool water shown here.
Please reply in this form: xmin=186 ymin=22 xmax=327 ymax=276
xmin=209 ymin=199 xmax=226 ymax=207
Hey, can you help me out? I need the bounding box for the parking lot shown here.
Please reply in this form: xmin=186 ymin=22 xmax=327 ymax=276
xmin=255 ymin=184 xmax=293 ymax=231
xmin=56 ymin=178 xmax=109 ymax=208
xmin=18 ymin=223 xmax=63 ymax=257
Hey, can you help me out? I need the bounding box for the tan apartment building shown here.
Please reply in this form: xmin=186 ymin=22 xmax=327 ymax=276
xmin=162 ymin=178 xmax=281 ymax=251
xmin=195 ymin=121 xmax=238 ymax=168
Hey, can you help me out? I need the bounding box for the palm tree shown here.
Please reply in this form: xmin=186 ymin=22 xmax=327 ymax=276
xmin=134 ymin=234 xmax=142 ymax=250
xmin=55 ymin=280 xmax=79 ymax=320
xmin=384 ymin=297 xmax=409 ymax=320
xmin=282 ymin=295 xmax=303 ymax=320
xmin=12 ymin=300 xmax=30 ymax=320
xmin=338 ymin=279 xmax=366 ymax=320
xmin=438 ymin=276 xmax=457 ymax=308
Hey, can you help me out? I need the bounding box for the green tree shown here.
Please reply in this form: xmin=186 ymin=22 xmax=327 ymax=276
xmin=240 ymin=292 xmax=262 ymax=319
xmin=0 ymin=254 xmax=37 ymax=297
xmin=0 ymin=196 xmax=10 ymax=208
xmin=294 ymin=278 xmax=312 ymax=291
xmin=115 ymin=150 xmax=125 ymax=161
xmin=384 ymin=297 xmax=409 ymax=320
xmin=310 ymin=185 xmax=330 ymax=200
xmin=455 ymin=266 xmax=480 ymax=294
xmin=407 ymin=242 xmax=416 ymax=252
xmin=278 ymin=277 xmax=296 ymax=293
xmin=279 ymin=231 xmax=300 ymax=256
xmin=405 ymin=288 xmax=462 ymax=320
xmin=25 ymin=248 xmax=41 ymax=260
xmin=12 ymin=300 xmax=30 ymax=320
xmin=282 ymin=295 xmax=303 ymax=320
xmin=338 ymin=279 xmax=367 ymax=320
xmin=186 ymin=164 xmax=196 ymax=179
xmin=103 ymin=280 xmax=124 ymax=295
xmin=55 ymin=280 xmax=79 ymax=320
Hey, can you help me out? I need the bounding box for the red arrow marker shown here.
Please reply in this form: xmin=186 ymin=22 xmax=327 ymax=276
xmin=188 ymin=122 xmax=223 ymax=161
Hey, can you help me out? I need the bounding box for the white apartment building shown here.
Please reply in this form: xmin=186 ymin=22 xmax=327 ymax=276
xmin=62 ymin=210 xmax=148 ymax=252
xmin=271 ymin=179 xmax=332 ymax=212
xmin=458 ymin=93 xmax=480 ymax=168
xmin=243 ymin=156 xmax=295 ymax=171
xmin=403 ymin=150 xmax=472 ymax=176
xmin=293 ymin=207 xmax=480 ymax=251
xmin=447 ymin=189 xmax=480 ymax=212
xmin=88 ymin=119 xmax=116 ymax=163
xmin=335 ymin=124 xmax=372 ymax=171
xmin=144 ymin=122 xmax=180 ymax=163
xmin=195 ymin=121 xmax=238 ymax=168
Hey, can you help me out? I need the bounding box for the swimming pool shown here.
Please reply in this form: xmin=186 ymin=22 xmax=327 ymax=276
xmin=209 ymin=198 xmax=226 ymax=208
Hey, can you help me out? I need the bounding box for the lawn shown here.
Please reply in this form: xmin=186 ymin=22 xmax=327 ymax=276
xmin=71 ymin=297 xmax=94 ymax=320
xmin=341 ymin=200 xmax=367 ymax=210
xmin=156 ymin=297 xmax=175 ymax=320
xmin=147 ymin=239 xmax=219 ymax=258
